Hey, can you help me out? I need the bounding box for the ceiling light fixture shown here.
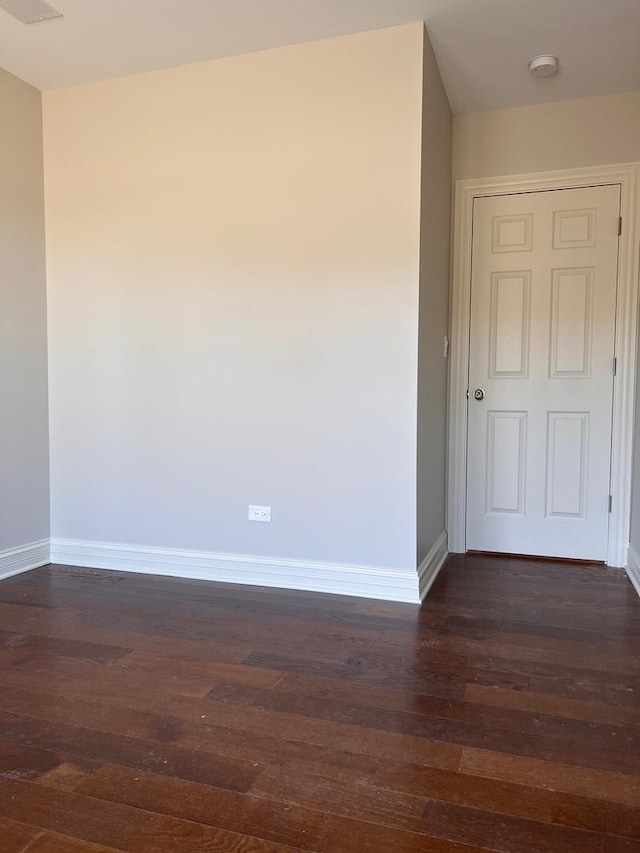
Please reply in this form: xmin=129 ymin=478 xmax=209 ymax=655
xmin=528 ymin=55 xmax=559 ymax=78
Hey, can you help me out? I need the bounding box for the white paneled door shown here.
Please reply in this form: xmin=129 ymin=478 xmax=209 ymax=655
xmin=466 ymin=185 xmax=621 ymax=560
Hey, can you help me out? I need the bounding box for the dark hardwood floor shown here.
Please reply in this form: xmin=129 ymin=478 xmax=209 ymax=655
xmin=0 ymin=554 xmax=639 ymax=851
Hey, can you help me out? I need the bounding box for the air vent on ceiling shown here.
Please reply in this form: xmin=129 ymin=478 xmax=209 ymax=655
xmin=0 ymin=0 xmax=62 ymax=24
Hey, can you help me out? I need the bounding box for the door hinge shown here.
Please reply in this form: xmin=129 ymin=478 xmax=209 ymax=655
xmin=609 ymin=495 xmax=613 ymax=513
xmin=613 ymin=356 xmax=617 ymax=376
xmin=618 ymin=216 xmax=623 ymax=236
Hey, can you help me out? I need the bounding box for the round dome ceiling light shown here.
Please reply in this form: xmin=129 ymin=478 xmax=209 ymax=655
xmin=528 ymin=55 xmax=559 ymax=78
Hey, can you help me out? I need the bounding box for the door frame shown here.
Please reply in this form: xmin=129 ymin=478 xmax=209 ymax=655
xmin=448 ymin=163 xmax=640 ymax=567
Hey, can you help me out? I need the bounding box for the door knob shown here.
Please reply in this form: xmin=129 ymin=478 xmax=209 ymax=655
xmin=473 ymin=388 xmax=485 ymax=401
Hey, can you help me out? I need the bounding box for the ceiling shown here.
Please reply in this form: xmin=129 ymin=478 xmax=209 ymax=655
xmin=0 ymin=0 xmax=639 ymax=114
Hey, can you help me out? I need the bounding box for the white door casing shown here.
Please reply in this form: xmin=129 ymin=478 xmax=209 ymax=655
xmin=466 ymin=186 xmax=620 ymax=560
xmin=448 ymin=164 xmax=640 ymax=568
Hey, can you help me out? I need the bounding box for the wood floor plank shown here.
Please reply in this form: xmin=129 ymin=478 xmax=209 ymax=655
xmin=113 ymin=649 xmax=286 ymax=689
xmin=0 ymin=684 xmax=382 ymax=784
xmin=205 ymin=680 xmax=640 ymax=775
xmin=77 ymin=763 xmax=326 ymax=850
xmin=0 ymin=736 xmax=63 ymax=782
xmin=25 ymin=834 xmax=120 ymax=852
xmin=220 ymin=673 xmax=640 ymax=752
xmin=459 ymin=746 xmax=640 ymax=807
xmin=0 ymin=777 xmax=305 ymax=853
xmin=274 ymin=671 xmax=466 ymax=707
xmin=241 ymin=647 xmax=531 ymax=693
xmin=0 ymin=816 xmax=43 ymax=853
xmin=320 ymin=815 xmax=492 ymax=853
xmin=0 ymin=555 xmax=638 ymax=852
xmin=0 ymin=651 xmax=457 ymax=773
xmin=250 ymin=764 xmax=426 ymax=833
xmin=0 ymin=710 xmax=259 ymax=793
xmin=404 ymin=630 xmax=640 ymax=677
xmin=0 ymin=649 xmax=216 ymax=700
xmin=0 ymin=777 xmax=150 ymax=850
xmin=0 ymin=679 xmax=384 ymax=783
xmin=36 ymin=760 xmax=96 ymax=793
xmin=464 ymin=682 xmax=640 ymax=727
xmin=376 ymin=761 xmax=640 ymax=839
xmin=0 ymin=684 xmax=178 ymax=744
xmin=0 ymin=630 xmax=130 ymax=665
xmin=526 ymin=671 xmax=640 ymax=706
xmin=196 ymin=695 xmax=464 ymax=770
xmin=0 ymin=612 xmax=252 ymax=663
xmin=428 ymin=614 xmax=602 ymax=643
xmin=421 ymin=799 xmax=640 ymax=852
xmin=62 ymin=599 xmax=312 ymax=647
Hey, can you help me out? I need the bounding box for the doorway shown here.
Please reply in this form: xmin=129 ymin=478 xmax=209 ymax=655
xmin=448 ymin=165 xmax=640 ymax=567
xmin=466 ymin=185 xmax=620 ymax=560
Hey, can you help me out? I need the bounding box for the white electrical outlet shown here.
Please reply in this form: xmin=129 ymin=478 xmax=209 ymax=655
xmin=249 ymin=505 xmax=271 ymax=523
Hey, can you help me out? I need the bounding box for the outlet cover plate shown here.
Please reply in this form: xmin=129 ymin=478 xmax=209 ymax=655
xmin=249 ymin=505 xmax=271 ymax=523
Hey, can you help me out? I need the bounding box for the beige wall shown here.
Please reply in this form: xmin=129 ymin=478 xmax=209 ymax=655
xmin=0 ymin=69 xmax=49 ymax=553
xmin=454 ymin=90 xmax=640 ymax=180
xmin=417 ymin=28 xmax=452 ymax=564
xmin=453 ymin=89 xmax=640 ymax=558
xmin=43 ymin=24 xmax=426 ymax=572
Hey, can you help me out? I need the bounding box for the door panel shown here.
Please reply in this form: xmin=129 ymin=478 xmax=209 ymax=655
xmin=485 ymin=410 xmax=527 ymax=515
xmin=466 ymin=185 xmax=620 ymax=560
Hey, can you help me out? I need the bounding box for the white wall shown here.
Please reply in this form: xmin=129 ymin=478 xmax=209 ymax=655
xmin=417 ymin=29 xmax=452 ymax=564
xmin=454 ymin=90 xmax=640 ymax=181
xmin=43 ymin=24 xmax=426 ymax=573
xmin=453 ymin=89 xmax=640 ymax=557
xmin=0 ymin=68 xmax=49 ymax=555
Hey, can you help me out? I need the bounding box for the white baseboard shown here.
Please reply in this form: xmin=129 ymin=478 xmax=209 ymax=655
xmin=626 ymin=544 xmax=640 ymax=599
xmin=417 ymin=531 xmax=448 ymax=601
xmin=49 ymin=538 xmax=421 ymax=604
xmin=0 ymin=539 xmax=50 ymax=581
